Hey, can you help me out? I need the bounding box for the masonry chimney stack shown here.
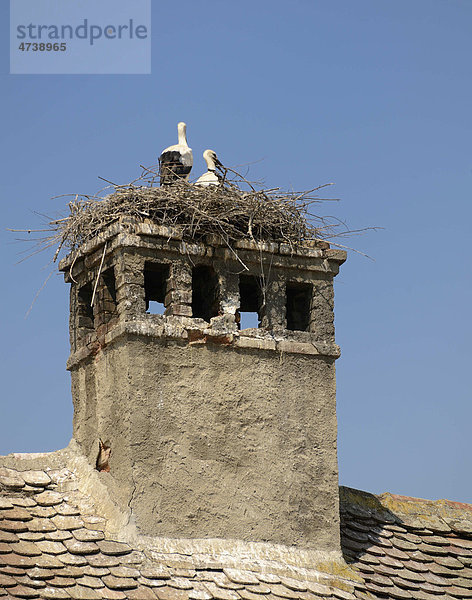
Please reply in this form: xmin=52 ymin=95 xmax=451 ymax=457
xmin=60 ymin=218 xmax=346 ymax=564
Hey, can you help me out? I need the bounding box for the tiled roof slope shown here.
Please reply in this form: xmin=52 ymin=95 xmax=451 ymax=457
xmin=340 ymin=487 xmax=472 ymax=599
xmin=1 ymin=458 xmax=471 ymax=600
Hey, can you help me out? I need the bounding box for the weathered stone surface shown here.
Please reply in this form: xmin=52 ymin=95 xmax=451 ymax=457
xmin=246 ymin=583 xmax=271 ymax=594
xmin=452 ymin=576 xmax=472 ymax=589
xmin=82 ymin=516 xmax=106 ymax=527
xmin=16 ymin=574 xmax=48 ymax=589
xmin=208 ymin=573 xmax=241 ymax=590
xmin=32 ymin=506 xmax=57 ymax=518
xmin=404 ymin=560 xmax=429 ymax=573
xmin=332 ymin=590 xmax=356 ymax=600
xmin=36 ymin=540 xmax=67 ymax=555
xmin=76 ymin=575 xmax=104 ymax=589
xmin=22 ymin=470 xmax=52 ymax=488
xmin=11 ymin=498 xmax=37 ymax=508
xmin=169 ymin=568 xmax=195 ymax=579
xmin=0 ymin=552 xmax=36 ymax=568
xmin=238 ymin=589 xmax=268 ymax=600
xmin=59 ymin=553 xmax=88 ymax=567
xmin=0 ymin=542 xmax=13 ymax=554
xmin=223 ymin=569 xmax=259 ymax=585
xmin=141 ymin=566 xmax=171 ymax=580
xmin=64 ymin=539 xmax=99 ymax=556
xmin=305 ymin=581 xmax=336 ymax=596
xmin=34 ymin=553 xmax=64 ymax=568
xmin=35 ymin=491 xmax=64 ymax=507
xmin=28 ymin=517 xmax=57 ymax=532
xmin=446 ymin=586 xmax=472 ymax=598
xmin=280 ymin=577 xmax=307 ymax=592
xmin=102 ymin=574 xmax=138 ymax=590
xmin=72 ymin=529 xmax=104 ymax=543
xmin=340 ymin=487 xmax=472 ymax=600
xmin=67 ymin=585 xmax=103 ymax=600
xmin=109 ymin=565 xmax=140 ymax=579
xmin=13 ymin=540 xmax=42 ymax=557
xmin=269 ymin=583 xmax=301 ymax=599
xmin=41 ymin=586 xmax=72 ymax=599
xmin=0 ymin=468 xmax=25 ymax=489
xmin=28 ymin=567 xmax=56 ymax=580
xmin=56 ymin=504 xmax=81 ymax=518
xmin=139 ymin=576 xmax=167 ymax=588
xmin=116 ymin=550 xmax=144 ymax=565
xmin=6 ymin=585 xmax=38 ymax=598
xmin=188 ymin=585 xmax=213 ymax=600
xmin=0 ymin=565 xmax=23 ymax=575
xmin=76 ymin=565 xmax=106 ymax=578
xmin=48 ymin=575 xmax=77 ymax=587
xmin=99 ymin=588 xmax=127 ymax=600
xmin=435 ymin=555 xmax=464 ymax=569
xmin=0 ymin=572 xmax=16 ymax=586
xmin=61 ymin=566 xmax=86 ymax=578
xmin=168 ymin=577 xmax=194 ymax=590
xmin=257 ymin=573 xmax=281 ymax=584
xmin=155 ymin=588 xmax=191 ymax=600
xmin=392 ymin=538 xmax=418 ymax=552
xmin=52 ymin=516 xmax=84 ymax=531
xmin=46 ymin=530 xmax=73 ymax=542
xmin=0 ymin=520 xmax=28 ymax=533
xmin=19 ymin=531 xmax=45 ymax=542
xmin=97 ymin=541 xmax=132 ymax=556
xmin=87 ymin=554 xmax=120 ymax=568
xmin=399 ymin=569 xmax=426 ymax=583
xmin=201 ymin=582 xmax=239 ymax=600
xmin=127 ymin=587 xmax=158 ymax=600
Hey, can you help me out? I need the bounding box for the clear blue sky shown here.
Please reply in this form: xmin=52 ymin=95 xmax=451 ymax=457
xmin=1 ymin=1 xmax=471 ymax=504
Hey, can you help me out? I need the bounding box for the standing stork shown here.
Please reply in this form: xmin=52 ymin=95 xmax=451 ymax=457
xmin=159 ymin=122 xmax=193 ymax=185
xmin=195 ymin=149 xmax=223 ymax=186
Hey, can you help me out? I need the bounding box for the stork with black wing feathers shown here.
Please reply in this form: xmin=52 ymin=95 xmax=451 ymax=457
xmin=159 ymin=122 xmax=193 ymax=186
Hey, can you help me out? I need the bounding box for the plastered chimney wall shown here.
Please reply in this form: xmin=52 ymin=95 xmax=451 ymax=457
xmin=61 ymin=218 xmax=346 ymax=552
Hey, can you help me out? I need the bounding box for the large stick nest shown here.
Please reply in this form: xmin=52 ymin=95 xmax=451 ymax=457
xmin=14 ymin=165 xmax=361 ymax=263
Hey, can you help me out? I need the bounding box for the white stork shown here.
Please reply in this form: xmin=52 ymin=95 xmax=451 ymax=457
xmin=159 ymin=122 xmax=193 ymax=185
xmin=195 ymin=149 xmax=223 ymax=186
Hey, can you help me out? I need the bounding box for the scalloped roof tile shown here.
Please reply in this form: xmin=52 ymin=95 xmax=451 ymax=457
xmin=0 ymin=462 xmax=471 ymax=599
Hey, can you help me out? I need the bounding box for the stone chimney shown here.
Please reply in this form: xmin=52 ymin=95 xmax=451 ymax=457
xmin=60 ymin=217 xmax=346 ymax=566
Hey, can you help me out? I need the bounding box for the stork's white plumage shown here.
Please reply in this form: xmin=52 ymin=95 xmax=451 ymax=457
xmin=159 ymin=122 xmax=193 ymax=185
xmin=195 ymin=149 xmax=222 ymax=186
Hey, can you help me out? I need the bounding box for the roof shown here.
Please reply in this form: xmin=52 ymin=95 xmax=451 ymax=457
xmin=1 ymin=451 xmax=471 ymax=600
xmin=340 ymin=487 xmax=472 ymax=599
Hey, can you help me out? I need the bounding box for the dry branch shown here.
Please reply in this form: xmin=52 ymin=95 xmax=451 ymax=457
xmin=10 ymin=164 xmax=372 ymax=263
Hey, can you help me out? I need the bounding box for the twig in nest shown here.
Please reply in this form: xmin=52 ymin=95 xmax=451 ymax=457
xmin=11 ymin=163 xmax=376 ymax=265
xmin=91 ymin=242 xmax=108 ymax=307
xmin=25 ymin=270 xmax=54 ymax=319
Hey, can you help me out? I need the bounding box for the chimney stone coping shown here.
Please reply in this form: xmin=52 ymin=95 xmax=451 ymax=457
xmin=58 ymin=219 xmax=346 ymax=274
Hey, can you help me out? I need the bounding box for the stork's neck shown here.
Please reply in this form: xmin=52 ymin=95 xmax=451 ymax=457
xmin=204 ymin=152 xmax=216 ymax=171
xmin=178 ymin=124 xmax=188 ymax=147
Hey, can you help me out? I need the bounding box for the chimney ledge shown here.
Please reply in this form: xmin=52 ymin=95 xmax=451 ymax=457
xmin=67 ymin=317 xmax=341 ymax=370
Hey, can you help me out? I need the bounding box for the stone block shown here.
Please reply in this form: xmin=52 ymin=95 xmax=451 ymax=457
xmin=164 ymin=290 xmax=192 ymax=306
xmin=277 ymin=341 xmax=319 ymax=355
xmin=235 ymin=337 xmax=277 ymax=351
xmin=165 ymin=304 xmax=193 ymax=317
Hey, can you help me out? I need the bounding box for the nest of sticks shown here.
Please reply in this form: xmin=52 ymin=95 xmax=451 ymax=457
xmin=14 ymin=165 xmax=359 ymax=263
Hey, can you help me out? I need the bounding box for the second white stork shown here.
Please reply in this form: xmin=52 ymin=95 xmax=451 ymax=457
xmin=159 ymin=122 xmax=193 ymax=185
xmin=195 ymin=149 xmax=223 ymax=186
